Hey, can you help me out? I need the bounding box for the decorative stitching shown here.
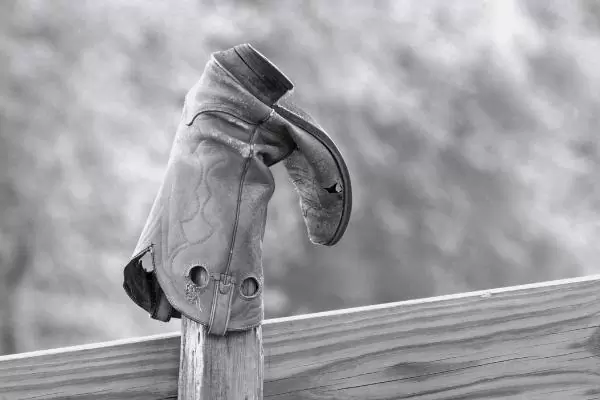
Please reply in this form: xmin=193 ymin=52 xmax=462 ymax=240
xmin=180 ymin=151 xmax=226 ymax=246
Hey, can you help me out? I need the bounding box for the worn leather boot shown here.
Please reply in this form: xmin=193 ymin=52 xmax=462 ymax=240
xmin=123 ymin=44 xmax=351 ymax=335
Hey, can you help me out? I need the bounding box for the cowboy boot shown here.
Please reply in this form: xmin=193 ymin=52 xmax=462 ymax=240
xmin=123 ymin=43 xmax=352 ymax=335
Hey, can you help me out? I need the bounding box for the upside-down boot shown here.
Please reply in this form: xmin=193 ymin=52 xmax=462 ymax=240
xmin=122 ymin=43 xmax=352 ymax=335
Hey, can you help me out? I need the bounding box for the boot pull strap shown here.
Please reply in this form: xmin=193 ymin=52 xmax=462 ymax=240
xmin=207 ymin=273 xmax=235 ymax=335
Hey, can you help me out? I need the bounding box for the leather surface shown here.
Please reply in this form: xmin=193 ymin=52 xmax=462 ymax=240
xmin=123 ymin=44 xmax=352 ymax=334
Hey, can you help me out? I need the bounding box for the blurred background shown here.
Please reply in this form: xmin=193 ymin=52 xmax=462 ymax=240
xmin=1 ymin=0 xmax=600 ymax=356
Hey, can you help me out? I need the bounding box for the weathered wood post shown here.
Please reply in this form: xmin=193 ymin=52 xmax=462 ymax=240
xmin=178 ymin=318 xmax=262 ymax=399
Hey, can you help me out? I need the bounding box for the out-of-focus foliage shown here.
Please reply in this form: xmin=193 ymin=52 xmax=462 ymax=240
xmin=1 ymin=0 xmax=600 ymax=354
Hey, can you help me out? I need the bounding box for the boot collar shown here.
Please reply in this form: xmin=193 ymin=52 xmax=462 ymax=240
xmin=213 ymin=44 xmax=294 ymax=106
xmin=183 ymin=44 xmax=294 ymax=126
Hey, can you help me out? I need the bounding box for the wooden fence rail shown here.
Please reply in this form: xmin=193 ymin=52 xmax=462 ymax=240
xmin=2 ymin=274 xmax=600 ymax=399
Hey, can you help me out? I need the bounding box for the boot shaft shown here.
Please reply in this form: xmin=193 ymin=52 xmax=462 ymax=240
xmin=123 ymin=44 xmax=352 ymax=335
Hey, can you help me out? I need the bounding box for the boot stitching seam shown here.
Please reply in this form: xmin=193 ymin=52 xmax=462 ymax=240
xmin=223 ymin=114 xmax=271 ymax=276
xmin=206 ymin=111 xmax=272 ymax=333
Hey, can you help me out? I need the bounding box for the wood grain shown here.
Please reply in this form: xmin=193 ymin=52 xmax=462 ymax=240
xmin=2 ymin=275 xmax=600 ymax=399
xmin=178 ymin=316 xmax=262 ymax=400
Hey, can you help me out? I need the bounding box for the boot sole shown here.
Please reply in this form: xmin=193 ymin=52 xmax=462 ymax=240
xmin=273 ymin=104 xmax=352 ymax=246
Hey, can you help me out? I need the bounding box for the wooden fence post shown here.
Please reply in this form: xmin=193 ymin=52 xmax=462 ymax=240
xmin=178 ymin=316 xmax=263 ymax=399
